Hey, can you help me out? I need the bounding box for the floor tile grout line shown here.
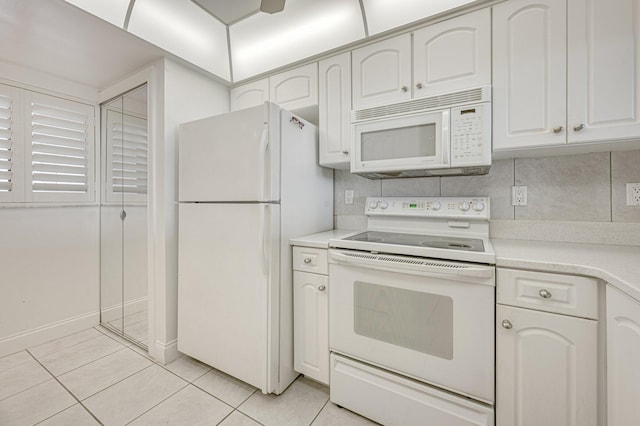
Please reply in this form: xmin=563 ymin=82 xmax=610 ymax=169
xmin=123 ymin=381 xmax=190 ymax=425
xmin=0 ymin=355 xmax=53 ymax=403
xmin=94 ymin=325 xmax=135 ymax=348
xmin=40 ymin=341 xmax=127 ymax=378
xmin=308 ymin=398 xmax=331 ymax=426
xmin=30 ymin=330 xmax=108 ymax=360
xmin=26 ymin=350 xmax=105 ymax=426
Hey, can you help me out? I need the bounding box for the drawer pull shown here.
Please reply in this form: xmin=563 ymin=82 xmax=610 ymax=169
xmin=303 ymin=257 xmax=312 ymax=264
xmin=539 ymin=289 xmax=552 ymax=299
xmin=318 ymin=285 xmax=326 ymax=291
xmin=501 ymin=320 xmax=513 ymax=329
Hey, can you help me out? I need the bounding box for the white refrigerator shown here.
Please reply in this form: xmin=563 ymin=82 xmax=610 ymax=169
xmin=177 ymin=102 xmax=333 ymax=394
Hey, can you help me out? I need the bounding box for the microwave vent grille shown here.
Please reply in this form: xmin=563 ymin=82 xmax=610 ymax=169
xmin=353 ymin=86 xmax=489 ymax=122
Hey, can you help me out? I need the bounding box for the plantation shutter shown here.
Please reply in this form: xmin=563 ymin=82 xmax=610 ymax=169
xmin=105 ymin=109 xmax=148 ymax=203
xmin=25 ymin=92 xmax=95 ymax=202
xmin=0 ymin=84 xmax=23 ymax=202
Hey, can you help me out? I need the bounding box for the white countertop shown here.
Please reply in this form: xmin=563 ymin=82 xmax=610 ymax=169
xmin=291 ymin=230 xmax=640 ymax=303
xmin=289 ymin=229 xmax=357 ymax=249
xmin=492 ymin=238 xmax=640 ymax=303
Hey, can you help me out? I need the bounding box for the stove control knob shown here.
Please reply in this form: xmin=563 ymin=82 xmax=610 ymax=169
xmin=459 ymin=201 xmax=471 ymax=211
xmin=379 ymin=200 xmax=389 ymax=209
xmin=369 ymin=200 xmax=378 ymax=209
xmin=473 ymin=202 xmax=485 ymax=212
xmin=432 ymin=201 xmax=441 ymax=211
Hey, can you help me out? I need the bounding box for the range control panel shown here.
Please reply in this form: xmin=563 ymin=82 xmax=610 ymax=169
xmin=365 ymin=196 xmax=490 ymax=220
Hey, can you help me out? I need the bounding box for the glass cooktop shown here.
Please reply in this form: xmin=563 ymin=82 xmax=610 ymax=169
xmin=343 ymin=231 xmax=485 ymax=252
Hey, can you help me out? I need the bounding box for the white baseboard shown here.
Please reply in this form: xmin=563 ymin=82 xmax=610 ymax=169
xmin=100 ymin=297 xmax=148 ymax=323
xmin=153 ymin=338 xmax=179 ymax=365
xmin=0 ymin=311 xmax=99 ymax=357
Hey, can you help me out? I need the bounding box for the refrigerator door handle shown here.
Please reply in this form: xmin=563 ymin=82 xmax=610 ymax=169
xmin=258 ymin=125 xmax=270 ymax=201
xmin=260 ymin=204 xmax=270 ymax=274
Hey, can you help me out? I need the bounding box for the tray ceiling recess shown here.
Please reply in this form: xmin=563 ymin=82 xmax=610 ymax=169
xmin=61 ymin=0 xmax=482 ymax=83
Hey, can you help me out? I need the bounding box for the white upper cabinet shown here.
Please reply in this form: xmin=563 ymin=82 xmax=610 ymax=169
xmin=269 ymin=63 xmax=318 ymax=113
xmin=413 ymin=8 xmax=491 ymax=97
xmin=492 ymin=0 xmax=567 ymax=150
xmin=606 ymin=286 xmax=640 ymax=426
xmin=230 ymin=78 xmax=269 ymax=111
xmin=493 ymin=0 xmax=640 ymax=151
xmin=567 ymin=0 xmax=640 ymax=143
xmin=352 ymin=34 xmax=412 ymax=110
xmin=319 ymin=52 xmax=351 ymax=169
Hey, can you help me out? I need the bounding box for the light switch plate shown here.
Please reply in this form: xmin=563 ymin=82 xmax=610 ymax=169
xmin=345 ymin=189 xmax=354 ymax=205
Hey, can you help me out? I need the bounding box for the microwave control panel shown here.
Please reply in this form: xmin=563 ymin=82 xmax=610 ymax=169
xmin=450 ymin=103 xmax=491 ymax=167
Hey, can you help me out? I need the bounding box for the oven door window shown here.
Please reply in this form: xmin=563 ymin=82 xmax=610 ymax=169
xmin=354 ymin=281 xmax=453 ymax=360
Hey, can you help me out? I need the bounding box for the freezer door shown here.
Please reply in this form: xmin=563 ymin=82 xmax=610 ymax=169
xmin=178 ymin=103 xmax=280 ymax=202
xmin=177 ymin=203 xmax=280 ymax=392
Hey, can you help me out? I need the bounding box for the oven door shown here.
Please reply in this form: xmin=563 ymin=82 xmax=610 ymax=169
xmin=351 ymin=110 xmax=450 ymax=174
xmin=329 ymin=249 xmax=495 ymax=404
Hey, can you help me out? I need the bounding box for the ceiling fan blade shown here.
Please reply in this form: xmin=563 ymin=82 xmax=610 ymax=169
xmin=260 ymin=0 xmax=286 ymax=14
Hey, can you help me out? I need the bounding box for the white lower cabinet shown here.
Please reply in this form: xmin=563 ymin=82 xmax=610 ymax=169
xmin=293 ymin=255 xmax=329 ymax=384
xmin=496 ymin=268 xmax=598 ymax=426
xmin=606 ymin=286 xmax=640 ymax=426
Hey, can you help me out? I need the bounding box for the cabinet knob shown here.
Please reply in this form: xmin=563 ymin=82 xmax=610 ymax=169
xmin=501 ymin=320 xmax=513 ymax=329
xmin=553 ymin=126 xmax=564 ymax=134
xmin=539 ymin=289 xmax=552 ymax=299
xmin=416 ymin=83 xmax=423 ymax=89
xmin=342 ymin=150 xmax=349 ymax=155
xmin=401 ymin=86 xmax=408 ymax=92
xmin=573 ymin=123 xmax=585 ymax=132
xmin=303 ymin=257 xmax=312 ymax=264
xmin=318 ymin=285 xmax=326 ymax=291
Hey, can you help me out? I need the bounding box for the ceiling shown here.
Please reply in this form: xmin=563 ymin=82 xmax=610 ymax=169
xmin=0 ymin=0 xmax=490 ymax=91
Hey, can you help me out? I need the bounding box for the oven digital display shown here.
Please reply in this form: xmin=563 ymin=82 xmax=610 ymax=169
xmin=402 ymin=202 xmax=424 ymax=209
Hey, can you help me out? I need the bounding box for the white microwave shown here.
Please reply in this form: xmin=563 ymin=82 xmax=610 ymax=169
xmin=351 ymin=86 xmax=492 ymax=179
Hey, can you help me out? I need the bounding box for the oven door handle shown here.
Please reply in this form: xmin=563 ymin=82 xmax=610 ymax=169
xmin=329 ymin=250 xmax=495 ymax=280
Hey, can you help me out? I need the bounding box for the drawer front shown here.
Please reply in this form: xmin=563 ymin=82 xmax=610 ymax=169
xmin=293 ymin=246 xmax=328 ymax=274
xmin=497 ymin=268 xmax=598 ymax=319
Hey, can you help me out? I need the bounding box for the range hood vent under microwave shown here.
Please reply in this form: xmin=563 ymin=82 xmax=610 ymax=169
xmin=352 ymin=86 xmax=489 ymax=122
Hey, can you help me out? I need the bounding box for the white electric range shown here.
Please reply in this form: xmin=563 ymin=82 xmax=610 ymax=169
xmin=328 ymin=196 xmax=496 ymax=426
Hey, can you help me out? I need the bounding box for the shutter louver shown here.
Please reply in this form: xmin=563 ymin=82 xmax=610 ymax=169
xmin=0 ymin=92 xmax=13 ymax=193
xmin=27 ymin=93 xmax=95 ymax=202
xmin=112 ymin=117 xmax=148 ymax=195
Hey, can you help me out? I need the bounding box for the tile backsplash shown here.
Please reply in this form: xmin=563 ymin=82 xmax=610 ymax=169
xmin=334 ymin=150 xmax=640 ymax=245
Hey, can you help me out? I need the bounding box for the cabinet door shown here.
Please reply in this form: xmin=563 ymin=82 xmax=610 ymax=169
xmin=413 ymin=8 xmax=491 ymax=97
xmin=318 ymin=52 xmax=351 ymax=170
xmin=230 ymin=79 xmax=269 ymax=111
xmin=496 ymin=305 xmax=597 ymax=426
xmin=492 ymin=0 xmax=567 ymax=150
xmin=568 ymin=0 xmax=640 ymax=143
xmin=606 ymin=286 xmax=640 ymax=426
xmin=293 ymin=271 xmax=329 ymax=385
xmin=352 ymin=34 xmax=411 ymax=110
xmin=269 ymin=63 xmax=318 ymax=112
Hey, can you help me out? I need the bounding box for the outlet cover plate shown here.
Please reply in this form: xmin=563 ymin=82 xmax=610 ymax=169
xmin=626 ymin=183 xmax=640 ymax=206
xmin=512 ymin=185 xmax=528 ymax=206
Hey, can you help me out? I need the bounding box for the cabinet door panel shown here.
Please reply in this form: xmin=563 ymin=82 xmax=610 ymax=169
xmin=230 ymin=79 xmax=269 ymax=111
xmin=606 ymin=286 xmax=640 ymax=426
xmin=492 ymin=0 xmax=567 ymax=150
xmin=568 ymin=0 xmax=640 ymax=142
xmin=352 ymin=34 xmax=411 ymax=110
xmin=496 ymin=305 xmax=597 ymax=426
xmin=413 ymin=9 xmax=491 ymax=97
xmin=319 ymin=53 xmax=351 ymax=169
xmin=294 ymin=271 xmax=329 ymax=385
xmin=269 ymin=63 xmax=318 ymax=112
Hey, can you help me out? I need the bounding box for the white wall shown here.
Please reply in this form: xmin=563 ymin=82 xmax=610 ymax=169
xmin=0 ymin=207 xmax=100 ymax=356
xmin=152 ymin=58 xmax=229 ymax=362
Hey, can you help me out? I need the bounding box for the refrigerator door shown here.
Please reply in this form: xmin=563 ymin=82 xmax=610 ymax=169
xmin=178 ymin=102 xmax=281 ymax=202
xmin=177 ymin=202 xmax=280 ymax=393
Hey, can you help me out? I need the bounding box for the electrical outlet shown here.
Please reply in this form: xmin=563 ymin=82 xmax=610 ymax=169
xmin=345 ymin=189 xmax=354 ymax=205
xmin=512 ymin=185 xmax=528 ymax=206
xmin=627 ymin=183 xmax=640 ymax=206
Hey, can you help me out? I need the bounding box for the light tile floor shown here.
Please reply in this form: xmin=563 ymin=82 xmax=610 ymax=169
xmin=0 ymin=326 xmax=378 ymax=425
